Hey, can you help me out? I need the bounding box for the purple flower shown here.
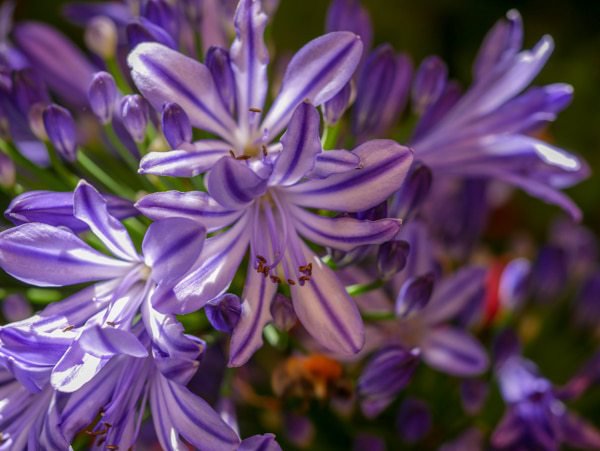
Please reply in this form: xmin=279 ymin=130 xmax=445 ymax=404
xmin=492 ymin=352 xmax=600 ymax=450
xmin=410 ymin=10 xmax=588 ymax=220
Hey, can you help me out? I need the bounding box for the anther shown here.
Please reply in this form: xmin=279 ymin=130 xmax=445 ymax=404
xmin=249 ymin=107 xmax=262 ymax=113
xmin=262 ymin=145 xmax=268 ymax=157
xmin=257 ymin=255 xmax=267 ymax=263
xmin=62 ymin=325 xmax=75 ymax=332
xmin=106 ymin=445 xmax=119 ymax=450
xmin=299 ymin=275 xmax=311 ymax=285
xmin=287 ymin=279 xmax=296 ymax=285
xmin=270 ymin=275 xmax=281 ymax=284
xmin=106 ymin=321 xmax=117 ymax=327
xmin=229 ymin=149 xmax=236 ymax=158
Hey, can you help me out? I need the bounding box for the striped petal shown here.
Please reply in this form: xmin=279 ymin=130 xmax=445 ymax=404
xmin=5 ymin=190 xmax=137 ymax=232
xmin=160 ymin=215 xmax=250 ymax=314
xmin=229 ymin=261 xmax=278 ymax=367
xmin=73 ymin=180 xmax=139 ymax=262
xmin=289 ymin=204 xmax=401 ymax=252
xmin=307 ymin=149 xmax=361 ymax=178
xmin=136 ymin=190 xmax=244 ymax=232
xmin=421 ymin=327 xmax=489 ymax=376
xmin=0 ymin=223 xmax=132 ymax=287
xmin=151 ymin=372 xmax=241 ymax=451
xmin=143 ymin=218 xmax=206 ymax=284
xmin=139 ymin=140 xmax=230 ymax=177
xmin=290 ymin=243 xmax=364 ymax=355
xmin=230 ymin=0 xmax=269 ymax=132
xmin=77 ymin=325 xmax=148 ymax=358
xmin=285 ymin=140 xmax=413 ymax=212
xmin=262 ymin=32 xmax=363 ymax=140
xmin=128 ymin=42 xmax=238 ymax=142
xmin=270 ymin=102 xmax=321 ymax=186
xmin=205 ymin=156 xmax=268 ymax=209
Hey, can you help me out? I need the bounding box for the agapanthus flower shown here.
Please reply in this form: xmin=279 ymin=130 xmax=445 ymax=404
xmin=0 ymin=180 xmax=249 ymax=448
xmin=492 ymin=331 xmax=600 ymax=450
xmin=356 ymin=222 xmax=489 ymax=417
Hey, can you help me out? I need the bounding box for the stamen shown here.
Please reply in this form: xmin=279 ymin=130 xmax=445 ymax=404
xmin=287 ymin=279 xmax=296 ymax=285
xmin=62 ymin=325 xmax=75 ymax=332
xmin=106 ymin=321 xmax=117 ymax=327
xmin=299 ymin=275 xmax=311 ymax=285
xmin=106 ymin=445 xmax=119 ymax=450
xmin=249 ymin=107 xmax=262 ymax=113
xmin=262 ymin=144 xmax=268 ymax=157
xmin=270 ymin=275 xmax=281 ymax=284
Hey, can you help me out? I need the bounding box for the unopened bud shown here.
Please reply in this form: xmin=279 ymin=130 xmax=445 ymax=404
xmin=377 ymin=239 xmax=410 ymax=280
xmin=88 ymin=71 xmax=118 ymax=124
xmin=206 ymin=293 xmax=242 ymax=333
xmin=28 ymin=102 xmax=48 ymax=141
xmin=85 ymin=16 xmax=118 ymax=59
xmin=120 ymin=94 xmax=149 ymax=142
xmin=162 ymin=102 xmax=192 ymax=148
xmin=43 ymin=104 xmax=77 ymax=161
xmin=270 ymin=293 xmax=297 ymax=331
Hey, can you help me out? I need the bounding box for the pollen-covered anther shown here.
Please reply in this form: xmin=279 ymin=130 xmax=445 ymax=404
xmin=299 ymin=263 xmax=313 ymax=276
xmin=261 ymin=144 xmax=268 ymax=157
xmin=105 ymin=445 xmax=119 ymax=450
xmin=249 ymin=107 xmax=262 ymax=113
xmin=287 ymin=279 xmax=296 ymax=285
xmin=299 ymin=275 xmax=311 ymax=285
xmin=106 ymin=321 xmax=117 ymax=327
xmin=62 ymin=324 xmax=75 ymax=332
xmin=270 ymin=275 xmax=281 ymax=284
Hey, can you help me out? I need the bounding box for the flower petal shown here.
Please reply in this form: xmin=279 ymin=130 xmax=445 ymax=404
xmin=77 ymin=325 xmax=148 ymax=358
xmin=307 ymin=149 xmax=361 ymax=178
xmin=143 ymin=217 xmax=206 ymax=284
xmin=128 ymin=42 xmax=238 ymax=142
xmin=229 ymin=262 xmax=278 ymax=367
xmin=230 ymin=0 xmax=269 ymax=131
xmin=421 ymin=327 xmax=489 ymax=376
xmin=73 ymin=180 xmax=139 ymax=262
xmin=285 ymin=140 xmax=413 ymax=212
xmin=161 ymin=215 xmax=250 ymax=314
xmin=139 ymin=140 xmax=231 ymax=177
xmin=239 ymin=434 xmax=282 ymax=451
xmin=421 ymin=266 xmax=486 ymax=325
xmin=270 ymin=102 xmax=322 ymax=186
xmin=290 ymin=243 xmax=364 ymax=355
xmin=151 ymin=372 xmax=241 ymax=451
xmin=136 ymin=190 xmax=244 ymax=232
xmin=262 ymin=31 xmax=363 ymax=140
xmin=289 ymin=204 xmax=401 ymax=252
xmin=5 ymin=190 xmax=137 ymax=232
xmin=205 ymin=156 xmax=268 ymax=209
xmin=0 ymin=223 xmax=131 ymax=287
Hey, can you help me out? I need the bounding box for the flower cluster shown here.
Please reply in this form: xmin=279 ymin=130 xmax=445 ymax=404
xmin=0 ymin=0 xmax=597 ymax=449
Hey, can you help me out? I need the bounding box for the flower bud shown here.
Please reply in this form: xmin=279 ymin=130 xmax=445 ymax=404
xmin=84 ymin=16 xmax=118 ymax=59
xmin=323 ymin=81 xmax=353 ymax=125
xmin=12 ymin=68 xmax=49 ymax=116
xmin=390 ymin=162 xmax=433 ymax=219
xmin=412 ymin=56 xmax=448 ymax=115
xmin=205 ymin=293 xmax=242 ymax=333
xmin=27 ymin=102 xmax=48 ymax=141
xmin=460 ymin=379 xmax=488 ymax=415
xmin=0 ymin=152 xmax=16 ymax=188
xmin=396 ymin=398 xmax=432 ymax=443
xmin=395 ymin=273 xmax=435 ymax=318
xmin=377 ymin=239 xmax=410 ymax=280
xmin=42 ymin=104 xmax=77 ymax=161
xmin=88 ymin=71 xmax=118 ymax=124
xmin=162 ymin=102 xmax=192 ymax=148
xmin=120 ymin=94 xmax=150 ymax=142
xmin=270 ymin=293 xmax=297 ymax=331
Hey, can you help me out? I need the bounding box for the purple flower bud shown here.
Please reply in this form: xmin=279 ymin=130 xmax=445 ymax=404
xmin=353 ymin=45 xmax=412 ymax=140
xmin=460 ymin=379 xmax=488 ymax=415
xmin=144 ymin=0 xmax=178 ymax=38
xmin=323 ymin=81 xmax=353 ymax=125
xmin=42 ymin=104 xmax=77 ymax=161
xmin=88 ymin=71 xmax=117 ymax=124
xmin=412 ymin=56 xmax=448 ymax=115
xmin=284 ymin=413 xmax=314 ymax=448
xmin=84 ymin=16 xmax=118 ymax=59
xmin=120 ymin=94 xmax=149 ymax=142
xmin=27 ymin=102 xmax=47 ymax=141
xmin=206 ymin=293 xmax=242 ymax=333
xmin=2 ymin=293 xmax=32 ymax=322
xmin=377 ymin=239 xmax=410 ymax=280
xmin=326 ymin=0 xmax=373 ymax=53
xmin=162 ymin=102 xmax=192 ymax=148
xmin=390 ymin=162 xmax=432 ymax=219
xmin=395 ymin=273 xmax=435 ymax=318
xmin=396 ymin=398 xmax=432 ymax=443
xmin=206 ymin=47 xmax=237 ymax=115
xmin=270 ymin=293 xmax=297 ymax=331
xmin=0 ymin=152 xmax=15 ymax=188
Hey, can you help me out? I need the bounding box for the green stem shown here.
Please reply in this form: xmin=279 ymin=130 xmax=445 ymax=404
xmin=346 ymin=279 xmax=385 ymax=297
xmin=0 ymin=140 xmax=69 ymax=190
xmin=77 ymin=152 xmax=136 ymax=198
xmin=321 ymin=122 xmax=341 ymax=150
xmin=106 ymin=57 xmax=130 ymax=93
xmin=361 ymin=311 xmax=396 ymax=322
xmin=47 ymin=144 xmax=78 ymax=188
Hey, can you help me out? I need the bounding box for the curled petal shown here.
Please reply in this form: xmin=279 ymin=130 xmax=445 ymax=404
xmin=206 ymin=156 xmax=268 ymax=209
xmin=285 ymin=140 xmax=413 ymax=212
xmin=307 ymin=149 xmax=361 ymax=178
xmin=74 ymin=180 xmax=139 ymax=262
xmin=262 ymin=31 xmax=363 ymax=140
xmin=136 ymin=190 xmax=243 ymax=232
